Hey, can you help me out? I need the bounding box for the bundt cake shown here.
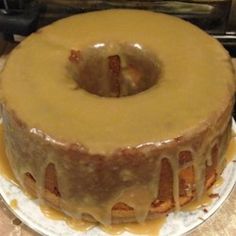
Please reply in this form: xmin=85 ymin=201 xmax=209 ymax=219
xmin=0 ymin=9 xmax=235 ymax=225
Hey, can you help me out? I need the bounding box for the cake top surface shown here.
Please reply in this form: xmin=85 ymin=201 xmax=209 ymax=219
xmin=1 ymin=9 xmax=235 ymax=154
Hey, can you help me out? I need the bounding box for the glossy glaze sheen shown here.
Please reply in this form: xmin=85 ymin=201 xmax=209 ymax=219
xmin=0 ymin=10 xmax=235 ymax=224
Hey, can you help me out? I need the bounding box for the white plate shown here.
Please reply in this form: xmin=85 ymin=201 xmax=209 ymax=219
xmin=0 ymin=122 xmax=236 ymax=236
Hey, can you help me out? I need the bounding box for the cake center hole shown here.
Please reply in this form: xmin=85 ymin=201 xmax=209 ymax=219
xmin=68 ymin=43 xmax=160 ymax=97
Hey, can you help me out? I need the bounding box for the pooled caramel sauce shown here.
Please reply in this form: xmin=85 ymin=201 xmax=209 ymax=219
xmin=225 ymin=137 xmax=236 ymax=163
xmin=40 ymin=204 xmax=65 ymax=221
xmin=66 ymin=217 xmax=96 ymax=232
xmin=0 ymin=125 xmax=18 ymax=185
xmin=40 ymin=203 xmax=166 ymax=235
xmin=23 ymin=190 xmax=37 ymax=200
xmin=182 ymin=186 xmax=218 ymax=212
xmin=182 ymin=160 xmax=225 ymax=212
xmin=100 ymin=218 xmax=166 ymax=236
xmin=214 ymin=176 xmax=224 ymax=188
xmin=182 ymin=175 xmax=224 ymax=212
xmin=10 ymin=199 xmax=18 ymax=209
xmin=182 ymin=193 xmax=212 ymax=212
xmin=40 ymin=204 xmax=96 ymax=231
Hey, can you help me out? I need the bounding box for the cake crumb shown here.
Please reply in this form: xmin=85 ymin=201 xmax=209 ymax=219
xmin=209 ymin=193 xmax=220 ymax=198
xmin=203 ymin=208 xmax=208 ymax=213
xmin=12 ymin=218 xmax=22 ymax=226
xmin=108 ymin=55 xmax=121 ymax=76
xmin=69 ymin=49 xmax=81 ymax=63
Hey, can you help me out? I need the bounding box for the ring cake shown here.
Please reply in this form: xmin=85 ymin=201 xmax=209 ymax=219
xmin=0 ymin=10 xmax=235 ymax=224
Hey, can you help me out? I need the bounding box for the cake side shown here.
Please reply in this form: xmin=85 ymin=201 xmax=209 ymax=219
xmin=1 ymin=99 xmax=233 ymax=224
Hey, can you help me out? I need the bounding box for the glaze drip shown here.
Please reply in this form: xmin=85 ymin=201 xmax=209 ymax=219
xmin=1 ymin=104 xmax=233 ymax=224
xmin=0 ymin=10 xmax=235 ymax=225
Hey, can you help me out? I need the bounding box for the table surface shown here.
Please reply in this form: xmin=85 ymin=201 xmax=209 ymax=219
xmin=0 ymin=38 xmax=235 ymax=236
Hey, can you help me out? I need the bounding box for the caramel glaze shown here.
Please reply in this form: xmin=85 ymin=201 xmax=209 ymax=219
xmin=10 ymin=199 xmax=18 ymax=209
xmin=1 ymin=10 xmax=235 ymax=225
xmin=0 ymin=123 xmax=235 ymax=235
xmin=0 ymin=124 xmax=166 ymax=235
xmin=0 ymin=123 xmax=18 ymax=185
xmin=1 ymin=100 xmax=233 ymax=225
